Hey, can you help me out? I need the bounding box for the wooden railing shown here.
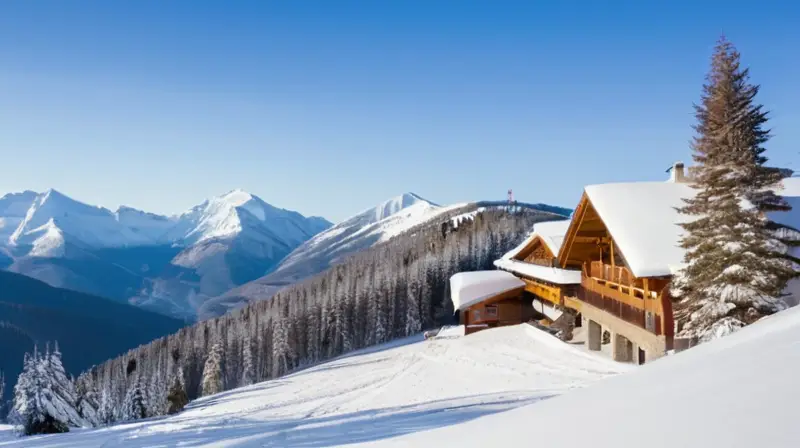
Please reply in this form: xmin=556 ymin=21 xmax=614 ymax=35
xmin=578 ymin=271 xmax=666 ymax=336
xmin=589 ymin=261 xmax=643 ymax=289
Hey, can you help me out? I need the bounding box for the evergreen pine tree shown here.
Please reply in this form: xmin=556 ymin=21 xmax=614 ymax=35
xmin=201 ymin=340 xmax=223 ymax=396
xmin=98 ymin=388 xmax=114 ymax=425
xmin=121 ymin=373 xmax=148 ymax=421
xmin=675 ymin=37 xmax=796 ymax=340
xmin=74 ymin=372 xmax=100 ymax=427
xmin=241 ymin=334 xmax=255 ymax=387
xmin=10 ymin=346 xmax=78 ymax=435
xmin=166 ymin=369 xmax=188 ymax=414
xmin=43 ymin=342 xmax=86 ymax=427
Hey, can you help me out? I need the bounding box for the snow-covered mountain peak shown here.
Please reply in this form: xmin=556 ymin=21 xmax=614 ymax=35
xmin=9 ymin=189 xmax=154 ymax=250
xmin=258 ymin=192 xmax=450 ymax=287
xmin=218 ymin=189 xmax=256 ymax=208
xmin=170 ymin=190 xmax=331 ymax=247
xmin=370 ymin=192 xmax=436 ymax=223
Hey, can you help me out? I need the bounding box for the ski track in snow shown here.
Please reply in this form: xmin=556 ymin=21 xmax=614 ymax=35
xmin=0 ymin=325 xmax=628 ymax=447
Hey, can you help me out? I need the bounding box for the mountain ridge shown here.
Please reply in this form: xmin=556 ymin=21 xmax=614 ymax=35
xmin=0 ymin=188 xmax=333 ymax=320
xmin=202 ymin=199 xmax=571 ymax=318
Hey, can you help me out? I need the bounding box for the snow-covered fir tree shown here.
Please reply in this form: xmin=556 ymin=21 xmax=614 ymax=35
xmin=42 ymin=343 xmax=87 ymax=427
xmin=674 ymin=37 xmax=796 ymax=340
xmin=9 ymin=352 xmax=37 ymax=430
xmin=121 ymin=373 xmax=148 ymax=421
xmin=201 ymin=339 xmax=223 ymax=396
xmin=241 ymin=333 xmax=255 ymax=387
xmin=74 ymin=372 xmax=101 ymax=426
xmin=166 ymin=369 xmax=188 ymax=414
xmin=10 ymin=344 xmax=86 ymax=435
xmin=98 ymin=388 xmax=114 ymax=425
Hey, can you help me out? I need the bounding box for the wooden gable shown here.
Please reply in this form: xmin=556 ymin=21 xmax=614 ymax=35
xmin=557 ymin=193 xmax=626 ymax=270
xmin=513 ymin=235 xmax=555 ymax=264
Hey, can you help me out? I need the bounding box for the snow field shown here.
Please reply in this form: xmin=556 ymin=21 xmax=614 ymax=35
xmin=0 ymin=324 xmax=628 ymax=447
xmin=365 ymin=306 xmax=800 ymax=448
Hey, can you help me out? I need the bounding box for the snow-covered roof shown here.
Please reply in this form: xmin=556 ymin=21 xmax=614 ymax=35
xmin=583 ymin=177 xmax=800 ymax=278
xmin=584 ymin=181 xmax=694 ymax=278
xmin=450 ymin=271 xmax=525 ymax=311
xmin=501 ymin=219 xmax=571 ymax=260
xmin=493 ymin=258 xmax=581 ymax=285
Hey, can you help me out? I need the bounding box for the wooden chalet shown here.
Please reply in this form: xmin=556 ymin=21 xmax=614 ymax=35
xmin=493 ymin=220 xmax=581 ymax=321
xmin=452 ymin=162 xmax=799 ymax=364
xmin=548 ymin=163 xmax=795 ymax=363
xmin=449 ymin=271 xmax=536 ymax=335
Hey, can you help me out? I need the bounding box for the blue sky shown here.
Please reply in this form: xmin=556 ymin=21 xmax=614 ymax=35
xmin=0 ymin=1 xmax=798 ymax=222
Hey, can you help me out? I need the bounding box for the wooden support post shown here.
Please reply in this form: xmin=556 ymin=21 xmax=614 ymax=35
xmin=610 ymin=238 xmax=615 ymax=270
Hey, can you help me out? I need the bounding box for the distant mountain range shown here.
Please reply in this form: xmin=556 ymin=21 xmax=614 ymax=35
xmin=0 ymin=188 xmax=331 ymax=321
xmin=0 ymin=269 xmax=184 ymax=404
xmin=0 ymin=188 xmax=571 ymax=321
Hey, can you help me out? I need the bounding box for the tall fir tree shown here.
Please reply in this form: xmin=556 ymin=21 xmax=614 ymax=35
xmin=201 ymin=339 xmax=223 ymax=396
xmin=166 ymin=370 xmax=188 ymax=414
xmin=675 ymin=37 xmax=796 ymax=340
xmin=74 ymin=372 xmax=101 ymax=426
xmin=122 ymin=373 xmax=148 ymax=421
xmin=241 ymin=333 xmax=255 ymax=387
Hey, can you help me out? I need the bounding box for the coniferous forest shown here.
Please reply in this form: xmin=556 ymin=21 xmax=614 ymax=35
xmin=8 ymin=206 xmax=563 ymax=430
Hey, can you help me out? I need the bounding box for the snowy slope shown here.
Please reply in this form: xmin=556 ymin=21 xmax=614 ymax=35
xmin=273 ymin=193 xmax=445 ymax=277
xmin=114 ymin=206 xmax=177 ymax=242
xmin=0 ymin=324 xmax=628 ymax=447
xmin=370 ymin=306 xmax=800 ymax=448
xmin=0 ymin=191 xmax=37 ymax=244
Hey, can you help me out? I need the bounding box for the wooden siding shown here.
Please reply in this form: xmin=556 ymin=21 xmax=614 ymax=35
xmin=462 ymin=295 xmax=535 ymax=335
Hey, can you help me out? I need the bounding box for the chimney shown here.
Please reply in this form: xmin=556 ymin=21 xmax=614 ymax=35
xmin=668 ymin=161 xmax=686 ymax=183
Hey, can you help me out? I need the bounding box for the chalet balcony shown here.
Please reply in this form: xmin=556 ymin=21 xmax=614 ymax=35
xmin=577 ymin=263 xmax=665 ymax=336
xmin=588 ymin=261 xmax=644 ymax=290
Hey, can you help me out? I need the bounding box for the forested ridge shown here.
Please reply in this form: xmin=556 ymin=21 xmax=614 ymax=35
xmin=24 ymin=205 xmax=565 ymax=425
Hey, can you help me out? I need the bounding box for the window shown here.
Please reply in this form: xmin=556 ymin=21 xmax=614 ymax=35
xmin=485 ymin=305 xmax=498 ymax=319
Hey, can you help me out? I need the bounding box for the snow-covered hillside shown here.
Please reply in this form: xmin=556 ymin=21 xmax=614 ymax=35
xmin=370 ymin=306 xmax=800 ymax=448
xmin=0 ymin=324 xmax=627 ymax=447
xmin=7 ymin=305 xmax=800 ymax=447
xmin=0 ymin=191 xmax=37 ymax=243
xmin=200 ymin=193 xmax=464 ymax=317
xmin=115 ymin=206 xmax=177 ymax=242
xmin=274 ymin=192 xmax=447 ymax=277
